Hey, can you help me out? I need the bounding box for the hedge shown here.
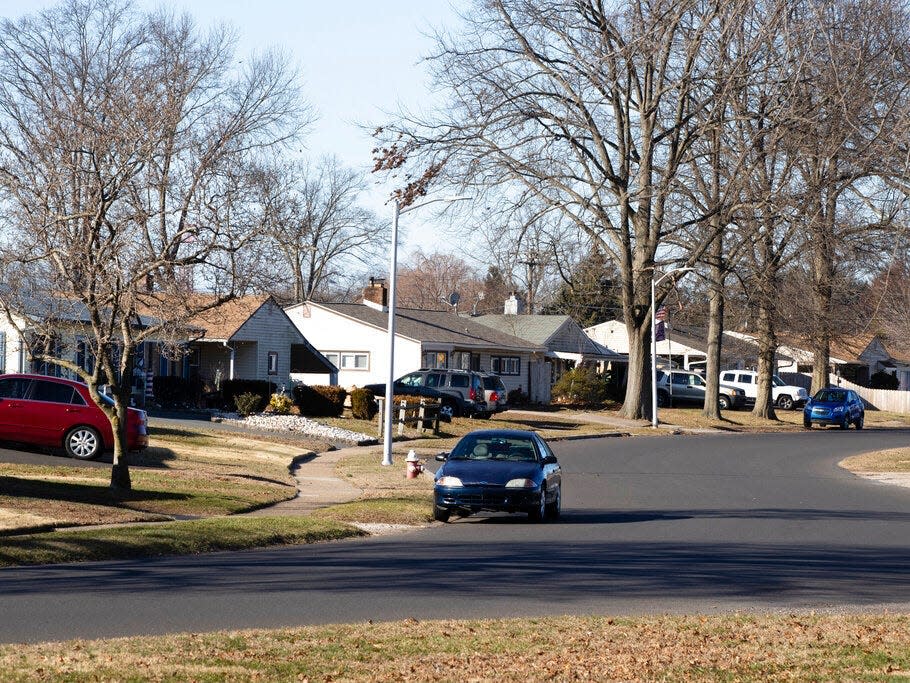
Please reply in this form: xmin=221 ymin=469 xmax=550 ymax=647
xmin=293 ymin=384 xmax=347 ymax=417
xmin=350 ymin=387 xmax=377 ymax=420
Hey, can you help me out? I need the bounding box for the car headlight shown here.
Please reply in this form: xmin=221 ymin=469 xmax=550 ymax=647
xmin=505 ymin=478 xmax=536 ymax=488
xmin=436 ymin=476 xmax=463 ymax=487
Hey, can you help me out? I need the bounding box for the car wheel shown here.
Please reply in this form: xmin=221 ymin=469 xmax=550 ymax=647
xmin=545 ymin=484 xmax=561 ymax=521
xmin=438 ymin=402 xmax=455 ymax=422
xmin=855 ymin=414 xmax=864 ymax=430
xmin=803 ymin=418 xmax=812 ymax=429
xmin=718 ymin=394 xmax=731 ymax=410
xmin=777 ymin=395 xmax=794 ymax=410
xmin=657 ymin=390 xmax=670 ymax=408
xmin=65 ymin=426 xmax=102 ymax=460
xmin=528 ymin=485 xmax=546 ymax=522
xmin=433 ymin=505 xmax=451 ymax=523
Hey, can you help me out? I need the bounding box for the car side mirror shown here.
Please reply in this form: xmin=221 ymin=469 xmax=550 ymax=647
xmin=541 ymin=455 xmax=558 ymax=465
xmin=435 ymin=452 xmax=449 ymax=462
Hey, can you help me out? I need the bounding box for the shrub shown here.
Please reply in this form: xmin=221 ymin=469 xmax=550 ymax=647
xmin=293 ymin=384 xmax=347 ymax=417
xmin=220 ymin=379 xmax=275 ymax=411
xmin=870 ymin=370 xmax=900 ymax=390
xmin=153 ymin=375 xmax=203 ymax=408
xmin=551 ymin=367 xmax=609 ymax=406
xmin=234 ymin=392 xmax=262 ymax=416
xmin=507 ymin=388 xmax=528 ymax=406
xmin=268 ymin=392 xmax=294 ymax=415
xmin=350 ymin=387 xmax=377 ymax=420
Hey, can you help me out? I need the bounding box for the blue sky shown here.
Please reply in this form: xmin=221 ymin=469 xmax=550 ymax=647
xmin=1 ymin=0 xmax=468 ymax=254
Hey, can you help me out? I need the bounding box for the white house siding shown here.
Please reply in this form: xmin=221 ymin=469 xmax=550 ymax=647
xmin=474 ymin=351 xmax=535 ymax=396
xmin=0 ymin=317 xmax=24 ymax=373
xmin=286 ymin=303 xmax=422 ymax=389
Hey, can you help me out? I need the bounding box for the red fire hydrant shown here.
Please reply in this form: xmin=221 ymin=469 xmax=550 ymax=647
xmin=406 ymin=450 xmax=424 ymax=479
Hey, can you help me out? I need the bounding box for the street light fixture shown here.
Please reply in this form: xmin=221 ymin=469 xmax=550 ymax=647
xmin=382 ymin=194 xmax=471 ymax=466
xmin=650 ymin=266 xmax=696 ymax=429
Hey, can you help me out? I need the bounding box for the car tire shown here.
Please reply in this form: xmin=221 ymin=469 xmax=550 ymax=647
xmin=528 ymin=485 xmax=546 ymax=522
xmin=433 ymin=505 xmax=451 ymax=523
xmin=545 ymin=484 xmax=561 ymax=521
xmin=657 ymin=390 xmax=670 ymax=408
xmin=65 ymin=426 xmax=102 ymax=460
xmin=803 ymin=418 xmax=812 ymax=429
xmin=438 ymin=402 xmax=455 ymax=422
xmin=777 ymin=395 xmax=794 ymax=410
xmin=718 ymin=394 xmax=731 ymax=410
xmin=855 ymin=414 xmax=864 ymax=430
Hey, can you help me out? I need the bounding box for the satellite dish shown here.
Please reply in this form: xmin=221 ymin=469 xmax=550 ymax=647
xmin=448 ymin=292 xmax=461 ymax=306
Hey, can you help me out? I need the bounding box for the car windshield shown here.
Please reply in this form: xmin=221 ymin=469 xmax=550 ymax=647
xmin=772 ymin=375 xmax=786 ymax=387
xmin=813 ymin=389 xmax=846 ymax=403
xmin=449 ymin=435 xmax=538 ymax=462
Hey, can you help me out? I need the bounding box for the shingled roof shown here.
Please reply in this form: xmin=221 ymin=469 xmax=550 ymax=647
xmin=183 ymin=294 xmax=273 ymax=341
xmin=310 ymin=302 xmax=546 ymax=352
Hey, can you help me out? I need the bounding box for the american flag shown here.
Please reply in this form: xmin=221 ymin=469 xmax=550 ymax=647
xmin=655 ymin=305 xmax=667 ymax=321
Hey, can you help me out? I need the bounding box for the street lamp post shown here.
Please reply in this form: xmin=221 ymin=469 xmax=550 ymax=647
xmin=382 ymin=195 xmax=470 ymax=466
xmin=650 ymin=266 xmax=696 ymax=429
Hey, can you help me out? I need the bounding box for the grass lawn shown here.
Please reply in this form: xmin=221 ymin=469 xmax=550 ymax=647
xmin=0 ymin=613 xmax=907 ymax=682
xmin=0 ymin=428 xmax=305 ymax=533
xmin=0 ymin=516 xmax=364 ymax=568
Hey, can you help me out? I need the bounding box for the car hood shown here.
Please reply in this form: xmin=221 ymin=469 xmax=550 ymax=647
xmin=807 ymin=399 xmax=847 ymax=409
xmin=437 ymin=459 xmax=541 ymax=486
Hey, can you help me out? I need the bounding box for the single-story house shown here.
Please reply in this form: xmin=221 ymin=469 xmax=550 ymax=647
xmin=584 ymin=320 xmax=795 ymax=373
xmin=286 ymin=280 xmax=551 ymax=402
xmin=473 ymin=307 xmax=627 ymax=390
xmin=0 ymin=294 xmax=334 ymax=406
xmin=156 ymin=295 xmax=336 ymax=393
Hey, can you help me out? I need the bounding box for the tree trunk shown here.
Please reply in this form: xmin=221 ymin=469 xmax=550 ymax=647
xmin=109 ymin=404 xmax=132 ymax=490
xmin=619 ymin=314 xmax=652 ymax=421
xmin=702 ymin=233 xmax=725 ymax=419
xmin=751 ymin=302 xmax=778 ymax=420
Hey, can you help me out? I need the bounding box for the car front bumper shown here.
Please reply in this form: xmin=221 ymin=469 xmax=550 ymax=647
xmin=804 ymin=408 xmax=847 ymax=426
xmin=435 ymin=485 xmax=542 ymax=514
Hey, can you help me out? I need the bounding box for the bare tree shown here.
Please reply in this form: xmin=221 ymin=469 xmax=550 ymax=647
xmin=784 ymin=0 xmax=910 ymax=394
xmin=0 ymin=0 xmax=307 ymax=488
xmin=396 ymin=249 xmax=484 ymax=311
xmin=254 ymin=156 xmax=386 ymax=303
xmin=376 ymin=0 xmax=736 ymax=419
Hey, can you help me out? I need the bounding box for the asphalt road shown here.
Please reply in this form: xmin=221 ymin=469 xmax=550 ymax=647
xmin=1 ymin=429 xmax=909 ymax=644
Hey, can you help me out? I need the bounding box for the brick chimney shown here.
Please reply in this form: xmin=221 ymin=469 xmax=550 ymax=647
xmin=362 ymin=277 xmax=388 ymax=311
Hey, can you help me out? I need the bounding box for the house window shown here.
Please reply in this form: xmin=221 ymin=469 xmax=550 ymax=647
xmin=492 ymin=356 xmax=521 ymax=376
xmin=451 ymin=351 xmax=478 ymax=371
xmin=267 ymin=351 xmax=278 ymax=375
xmin=423 ymin=351 xmax=448 ymax=369
xmin=323 ymin=352 xmax=340 ymax=368
xmin=340 ymin=353 xmax=369 ymax=370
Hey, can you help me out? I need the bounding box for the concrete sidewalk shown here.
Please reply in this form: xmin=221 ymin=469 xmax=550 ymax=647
xmin=243 ymin=446 xmax=372 ymax=517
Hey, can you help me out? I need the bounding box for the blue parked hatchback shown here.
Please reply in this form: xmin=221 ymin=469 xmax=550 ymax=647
xmin=803 ymin=388 xmax=865 ymax=430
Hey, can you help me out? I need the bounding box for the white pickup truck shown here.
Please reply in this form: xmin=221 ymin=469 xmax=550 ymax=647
xmin=719 ymin=370 xmax=808 ymax=410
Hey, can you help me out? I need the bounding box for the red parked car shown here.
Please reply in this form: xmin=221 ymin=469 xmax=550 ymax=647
xmin=0 ymin=373 xmax=148 ymax=459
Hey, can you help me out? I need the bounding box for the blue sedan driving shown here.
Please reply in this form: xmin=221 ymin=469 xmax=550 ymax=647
xmin=433 ymin=429 xmax=562 ymax=523
xmin=803 ymin=388 xmax=865 ymax=430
